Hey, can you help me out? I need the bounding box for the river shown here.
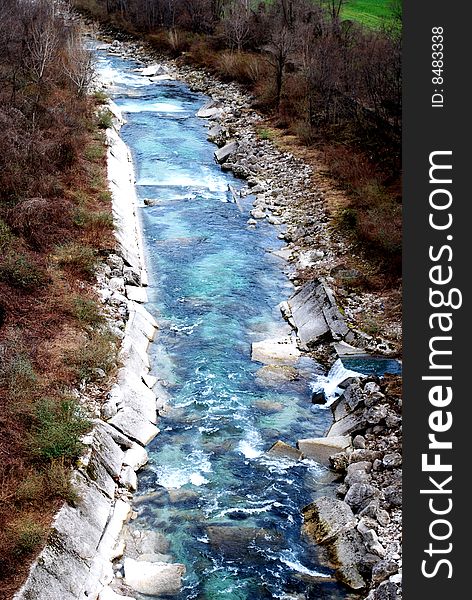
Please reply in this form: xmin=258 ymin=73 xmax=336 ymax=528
xmin=96 ymin=47 xmax=356 ymax=600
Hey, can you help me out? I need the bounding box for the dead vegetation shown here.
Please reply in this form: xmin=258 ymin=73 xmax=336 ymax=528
xmin=0 ymin=1 xmax=116 ymax=595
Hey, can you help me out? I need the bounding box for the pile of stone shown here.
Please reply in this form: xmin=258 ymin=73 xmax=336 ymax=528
xmin=302 ymin=376 xmax=402 ymax=600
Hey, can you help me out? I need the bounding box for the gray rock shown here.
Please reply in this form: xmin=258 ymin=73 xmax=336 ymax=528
xmin=344 ymin=384 xmax=365 ymax=411
xmin=347 ymin=461 xmax=372 ymax=475
xmin=365 ymin=404 xmax=388 ymax=425
xmin=372 ymin=560 xmax=399 ymax=585
xmin=288 ymin=281 xmax=330 ymax=348
xmin=353 ymin=435 xmax=366 ymax=449
xmin=373 ymin=580 xmax=401 ymax=600
xmin=302 ymin=497 xmax=357 ymax=544
xmin=364 ymin=382 xmax=381 ymax=395
xmin=344 ymin=483 xmax=380 ymax=513
xmin=383 ymin=452 xmax=402 ymax=469
xmin=124 ymin=558 xmax=185 ymax=596
xmin=327 ymin=408 xmax=366 ymax=438
xmin=345 ymin=462 xmax=372 ymax=486
xmin=383 ymin=482 xmax=402 ymax=508
xmin=214 ymin=141 xmax=238 ymax=164
xmin=330 ymin=529 xmax=367 ymax=590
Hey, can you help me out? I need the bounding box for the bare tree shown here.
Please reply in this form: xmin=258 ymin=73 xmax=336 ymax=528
xmin=62 ymin=29 xmax=95 ymax=97
xmin=223 ymin=0 xmax=251 ymax=51
xmin=264 ymin=25 xmax=295 ymax=111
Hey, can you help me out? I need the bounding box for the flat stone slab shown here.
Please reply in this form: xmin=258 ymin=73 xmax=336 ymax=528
xmin=266 ymin=440 xmax=303 ymax=462
xmin=125 ymin=285 xmax=148 ymax=303
xmin=251 ymin=336 xmax=301 ymax=364
xmin=124 ymin=558 xmax=185 ymax=596
xmin=298 ymin=436 xmax=351 ymax=464
xmin=327 ymin=409 xmax=366 ymax=438
xmin=108 ymin=407 xmax=159 ymax=446
xmin=214 ymin=141 xmax=238 ymax=164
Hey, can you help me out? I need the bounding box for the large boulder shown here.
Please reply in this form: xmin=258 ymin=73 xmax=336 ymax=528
xmin=344 ymin=483 xmax=380 ymax=513
xmin=266 ymin=440 xmax=303 ymax=462
xmin=302 ymin=497 xmax=366 ymax=590
xmin=288 ymin=280 xmax=352 ymax=349
xmin=251 ymin=336 xmax=300 ymax=364
xmin=327 ymin=408 xmax=366 ymax=438
xmin=297 ymin=436 xmax=351 ymax=465
xmin=124 ymin=558 xmax=185 ymax=596
xmin=302 ymin=497 xmax=357 ymax=544
xmin=214 ymin=141 xmax=238 ymax=164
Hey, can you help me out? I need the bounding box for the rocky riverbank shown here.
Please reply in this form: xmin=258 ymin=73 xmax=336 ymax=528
xmin=301 ymin=375 xmax=402 ymax=599
xmin=93 ymin=36 xmax=403 ymax=600
xmin=97 ymin=36 xmax=401 ymax=360
xmin=13 ymin=99 xmax=169 ymax=600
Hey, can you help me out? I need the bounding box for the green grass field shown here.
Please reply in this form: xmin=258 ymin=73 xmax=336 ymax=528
xmin=342 ymin=0 xmax=397 ymax=29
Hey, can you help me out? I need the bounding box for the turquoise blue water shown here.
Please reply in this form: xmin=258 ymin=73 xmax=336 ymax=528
xmin=97 ymin=51 xmax=353 ymax=599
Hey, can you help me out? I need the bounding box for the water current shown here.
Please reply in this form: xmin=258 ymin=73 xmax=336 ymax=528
xmin=97 ymin=48 xmax=368 ymax=600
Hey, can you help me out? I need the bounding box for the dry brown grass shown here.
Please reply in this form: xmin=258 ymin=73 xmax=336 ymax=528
xmin=0 ymin=100 xmax=117 ymax=595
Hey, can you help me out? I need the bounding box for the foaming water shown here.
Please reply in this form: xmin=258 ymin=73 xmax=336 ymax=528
xmin=97 ymin=48 xmax=353 ymax=599
xmin=312 ymin=358 xmax=361 ymax=407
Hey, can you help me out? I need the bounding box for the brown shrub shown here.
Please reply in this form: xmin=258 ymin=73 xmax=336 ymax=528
xmin=216 ymin=52 xmax=265 ymax=85
xmin=8 ymin=198 xmax=73 ymax=250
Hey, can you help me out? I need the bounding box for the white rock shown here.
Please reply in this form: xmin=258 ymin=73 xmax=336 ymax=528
xmin=123 ymin=443 xmax=148 ymax=471
xmin=108 ymin=407 xmax=159 ymax=445
xmin=125 ymin=285 xmax=148 ymax=303
xmin=142 ymin=373 xmax=158 ymax=389
xmin=97 ymin=499 xmax=131 ymax=561
xmin=124 ymin=558 xmax=185 ymax=596
xmin=251 ymin=336 xmax=300 ymax=364
xmin=250 ymin=208 xmax=266 ymax=219
xmin=99 ymin=585 xmax=134 ymax=600
xmin=110 ymin=539 xmax=125 ymax=560
xmin=109 ymin=277 xmax=125 ymax=292
xmin=119 ymin=466 xmax=137 ymax=491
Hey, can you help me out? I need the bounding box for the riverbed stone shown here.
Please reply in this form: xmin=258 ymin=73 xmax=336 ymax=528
xmin=124 ymin=558 xmax=185 ymax=596
xmin=207 ymin=525 xmax=284 ymax=560
xmin=302 ymin=497 xmax=366 ymax=590
xmin=254 ymin=399 xmax=284 ymax=413
xmin=256 ymin=364 xmax=299 ymax=384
